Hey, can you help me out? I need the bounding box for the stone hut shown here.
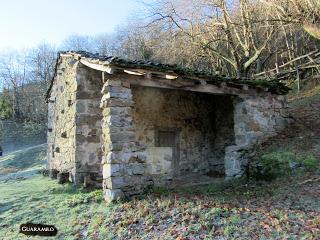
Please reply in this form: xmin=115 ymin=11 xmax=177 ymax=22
xmin=46 ymin=51 xmax=290 ymax=201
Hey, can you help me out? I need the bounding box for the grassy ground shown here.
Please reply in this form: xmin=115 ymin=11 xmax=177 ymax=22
xmin=0 ymin=144 xmax=46 ymax=181
xmin=0 ymin=175 xmax=105 ymax=240
xmin=0 ymin=120 xmax=46 ymax=153
xmin=0 ymin=91 xmax=320 ymax=239
xmin=0 ymin=170 xmax=319 ymax=239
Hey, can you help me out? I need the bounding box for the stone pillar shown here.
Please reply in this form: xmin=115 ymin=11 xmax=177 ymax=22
xmin=225 ymin=95 xmax=290 ymax=179
xmin=100 ymin=79 xmax=147 ymax=202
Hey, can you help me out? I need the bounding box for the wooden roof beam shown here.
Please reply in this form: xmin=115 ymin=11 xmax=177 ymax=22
xmin=121 ymin=67 xmax=179 ymax=80
xmin=123 ymin=69 xmax=144 ymax=76
xmin=107 ymin=73 xmax=262 ymax=96
xmin=80 ymin=59 xmax=116 ymax=74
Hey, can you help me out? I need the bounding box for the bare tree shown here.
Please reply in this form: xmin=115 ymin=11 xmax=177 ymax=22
xmin=60 ymin=34 xmax=95 ymax=52
xmin=25 ymin=43 xmax=57 ymax=122
xmin=0 ymin=51 xmax=29 ymax=119
xmin=262 ymin=0 xmax=320 ymax=39
xmin=0 ymin=43 xmax=56 ymax=122
xmin=145 ymin=0 xmax=277 ymax=78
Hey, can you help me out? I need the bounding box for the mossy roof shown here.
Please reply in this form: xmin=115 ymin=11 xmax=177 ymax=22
xmin=46 ymin=51 xmax=290 ymax=100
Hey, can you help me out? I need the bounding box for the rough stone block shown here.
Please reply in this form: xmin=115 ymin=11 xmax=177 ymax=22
xmin=106 ymin=91 xmax=132 ymax=100
xmin=103 ymin=163 xmax=122 ymax=177
xmin=224 ymin=145 xmax=248 ymax=178
xmin=76 ymin=101 xmax=86 ymax=113
xmin=102 ymin=126 xmax=135 ymax=136
xmin=104 ymin=79 xmax=122 ymax=88
xmin=104 ymin=189 xmax=124 ymax=202
xmin=101 ymin=98 xmax=134 ymax=108
xmin=86 ymin=135 xmax=100 ymax=143
xmin=129 ymin=163 xmax=145 ymax=175
xmin=104 ymin=176 xmax=128 ymax=189
xmin=102 ymin=85 xmax=131 ymax=94
xmin=76 ymin=134 xmax=86 ymax=144
xmin=102 ymin=142 xmax=124 ymax=152
xmin=77 ymin=91 xmax=97 ymax=99
xmin=102 ymin=107 xmax=132 ymax=117
xmin=109 ymin=132 xmax=135 ymax=142
xmin=102 ymin=152 xmax=132 ymax=164
xmin=121 ymin=82 xmax=131 ymax=88
xmin=76 ymin=115 xmax=100 ymax=125
xmin=105 ymin=115 xmax=133 ymax=127
xmin=128 ymin=154 xmax=147 ymax=163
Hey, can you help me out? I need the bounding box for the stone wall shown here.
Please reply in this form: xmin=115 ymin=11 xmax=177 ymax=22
xmin=132 ymin=87 xmax=235 ymax=182
xmin=225 ymin=95 xmax=290 ymax=178
xmin=47 ymin=56 xmax=290 ymax=201
xmin=73 ymin=64 xmax=103 ymax=184
xmin=47 ymin=56 xmax=78 ymax=175
xmin=100 ymin=80 xmax=236 ymax=201
xmin=100 ymin=79 xmax=148 ymax=201
xmin=47 ymin=61 xmax=103 ymax=185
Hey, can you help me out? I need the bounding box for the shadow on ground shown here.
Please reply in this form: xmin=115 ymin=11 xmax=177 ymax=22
xmin=0 ymin=144 xmax=46 ymax=182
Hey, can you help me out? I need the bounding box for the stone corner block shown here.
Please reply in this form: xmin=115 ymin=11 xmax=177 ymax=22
xmin=103 ymin=163 xmax=121 ymax=177
xmin=104 ymin=176 xmax=128 ymax=189
xmin=104 ymin=189 xmax=124 ymax=202
xmin=102 ymin=152 xmax=132 ymax=164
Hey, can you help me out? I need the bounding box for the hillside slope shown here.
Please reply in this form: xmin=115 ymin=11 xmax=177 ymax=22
xmin=0 ymin=120 xmax=46 ymax=153
xmin=0 ymin=144 xmax=46 ymax=182
xmin=0 ymin=91 xmax=319 ymax=239
xmin=260 ymin=89 xmax=320 ymax=160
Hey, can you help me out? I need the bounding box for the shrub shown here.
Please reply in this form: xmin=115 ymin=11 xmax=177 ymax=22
xmin=249 ymin=151 xmax=294 ymax=181
xmin=248 ymin=151 xmax=318 ymax=181
xmin=303 ymin=155 xmax=318 ymax=171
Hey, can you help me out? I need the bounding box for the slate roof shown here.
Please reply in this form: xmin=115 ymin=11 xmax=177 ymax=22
xmin=46 ymin=51 xmax=290 ymax=100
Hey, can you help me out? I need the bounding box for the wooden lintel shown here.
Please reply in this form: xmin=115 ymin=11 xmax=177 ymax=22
xmin=80 ymin=59 xmax=115 ymax=74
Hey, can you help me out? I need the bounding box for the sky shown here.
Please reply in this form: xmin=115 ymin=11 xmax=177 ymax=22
xmin=0 ymin=0 xmax=149 ymax=51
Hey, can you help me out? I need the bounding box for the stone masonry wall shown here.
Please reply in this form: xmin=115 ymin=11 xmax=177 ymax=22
xmin=47 ymin=56 xmax=78 ymax=175
xmin=132 ymin=87 xmax=235 ymax=182
xmin=48 ymin=56 xmax=290 ymax=201
xmin=47 ymin=61 xmax=104 ymax=185
xmin=225 ymin=95 xmax=290 ymax=178
xmin=100 ymin=79 xmax=148 ymax=201
xmin=100 ymin=81 xmax=236 ymax=201
xmin=73 ymin=65 xmax=103 ymax=184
